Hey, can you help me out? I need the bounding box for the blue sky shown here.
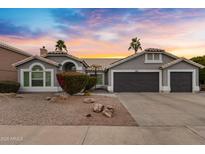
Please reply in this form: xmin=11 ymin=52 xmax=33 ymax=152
xmin=0 ymin=8 xmax=205 ymax=58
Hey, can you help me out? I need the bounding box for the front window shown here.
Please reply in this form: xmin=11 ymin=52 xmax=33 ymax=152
xmin=45 ymin=72 xmax=51 ymax=87
xmin=90 ymin=73 xmax=104 ymax=85
xmin=154 ymin=53 xmax=160 ymax=60
xmin=147 ymin=53 xmax=153 ymax=60
xmin=23 ymin=72 xmax=29 ymax=87
xmin=23 ymin=64 xmax=52 ymax=88
xmin=32 ymin=72 xmax=44 ymax=87
xmin=31 ymin=65 xmax=44 ymax=87
xmin=145 ymin=53 xmax=162 ymax=63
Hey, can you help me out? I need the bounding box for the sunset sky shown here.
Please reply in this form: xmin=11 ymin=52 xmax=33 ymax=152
xmin=0 ymin=8 xmax=205 ymax=58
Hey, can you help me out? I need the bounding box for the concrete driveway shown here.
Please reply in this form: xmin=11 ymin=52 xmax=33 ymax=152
xmin=117 ymin=93 xmax=205 ymax=126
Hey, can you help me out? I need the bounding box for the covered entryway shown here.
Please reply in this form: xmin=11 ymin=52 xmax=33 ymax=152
xmin=170 ymin=72 xmax=192 ymax=92
xmin=113 ymin=72 xmax=159 ymax=92
xmin=62 ymin=62 xmax=76 ymax=71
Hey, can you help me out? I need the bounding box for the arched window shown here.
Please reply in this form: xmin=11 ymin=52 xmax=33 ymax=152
xmin=23 ymin=63 xmax=52 ymax=88
xmin=31 ymin=65 xmax=44 ymax=87
xmin=32 ymin=65 xmax=43 ymax=71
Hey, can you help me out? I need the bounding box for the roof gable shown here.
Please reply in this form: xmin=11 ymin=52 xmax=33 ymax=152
xmin=160 ymin=58 xmax=204 ymax=69
xmin=106 ymin=49 xmax=178 ymax=69
xmin=44 ymin=53 xmax=89 ymax=67
xmin=12 ymin=55 xmax=60 ymax=67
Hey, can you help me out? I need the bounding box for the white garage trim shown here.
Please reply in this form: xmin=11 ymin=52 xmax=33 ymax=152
xmin=167 ymin=69 xmax=199 ymax=92
xmin=108 ymin=69 xmax=162 ymax=92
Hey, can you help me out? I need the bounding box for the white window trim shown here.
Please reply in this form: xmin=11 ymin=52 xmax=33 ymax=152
xmin=167 ymin=69 xmax=199 ymax=92
xmin=145 ymin=53 xmax=163 ymax=63
xmin=108 ymin=69 xmax=162 ymax=92
xmin=87 ymin=72 xmax=105 ymax=87
xmin=20 ymin=62 xmax=56 ymax=92
xmin=61 ymin=59 xmax=82 ymax=71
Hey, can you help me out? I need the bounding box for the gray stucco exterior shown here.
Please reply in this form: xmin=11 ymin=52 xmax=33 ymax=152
xmin=17 ymin=59 xmax=60 ymax=87
xmin=14 ymin=50 xmax=202 ymax=93
xmin=107 ymin=53 xmax=175 ymax=86
xmin=162 ymin=61 xmax=199 ymax=87
xmin=15 ymin=54 xmax=88 ymax=92
xmin=106 ymin=52 xmax=201 ymax=92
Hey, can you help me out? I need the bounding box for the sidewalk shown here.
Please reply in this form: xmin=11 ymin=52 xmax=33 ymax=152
xmin=0 ymin=125 xmax=205 ymax=145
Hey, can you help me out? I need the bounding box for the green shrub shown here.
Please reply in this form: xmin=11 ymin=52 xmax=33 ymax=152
xmin=0 ymin=81 xmax=20 ymax=93
xmin=191 ymin=56 xmax=205 ymax=84
xmin=85 ymin=76 xmax=97 ymax=91
xmin=84 ymin=91 xmax=91 ymax=96
xmin=57 ymin=72 xmax=89 ymax=95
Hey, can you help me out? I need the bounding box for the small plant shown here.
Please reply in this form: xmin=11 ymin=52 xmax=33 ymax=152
xmin=85 ymin=76 xmax=97 ymax=91
xmin=57 ymin=72 xmax=89 ymax=95
xmin=0 ymin=81 xmax=20 ymax=93
xmin=84 ymin=90 xmax=91 ymax=96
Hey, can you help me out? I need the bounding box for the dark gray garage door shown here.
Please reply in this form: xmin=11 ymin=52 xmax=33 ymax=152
xmin=170 ymin=72 xmax=192 ymax=92
xmin=113 ymin=72 xmax=159 ymax=92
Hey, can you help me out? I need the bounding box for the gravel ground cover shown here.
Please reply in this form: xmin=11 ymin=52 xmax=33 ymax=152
xmin=0 ymin=93 xmax=137 ymax=126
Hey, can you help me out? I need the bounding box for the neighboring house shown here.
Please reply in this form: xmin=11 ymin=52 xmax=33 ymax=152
xmin=1 ymin=42 xmax=202 ymax=93
xmin=0 ymin=42 xmax=31 ymax=81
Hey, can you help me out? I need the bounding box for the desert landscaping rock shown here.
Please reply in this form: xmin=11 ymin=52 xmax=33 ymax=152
xmin=93 ymin=103 xmax=104 ymax=113
xmin=106 ymin=105 xmax=114 ymax=111
xmin=102 ymin=106 xmax=114 ymax=118
xmin=45 ymin=97 xmax=52 ymax=101
xmin=85 ymin=114 xmax=92 ymax=117
xmin=83 ymin=98 xmax=95 ymax=104
xmin=102 ymin=109 xmax=113 ymax=118
xmin=49 ymin=97 xmax=57 ymax=103
xmin=59 ymin=94 xmax=69 ymax=100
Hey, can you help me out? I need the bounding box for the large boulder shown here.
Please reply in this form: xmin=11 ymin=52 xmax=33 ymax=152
xmin=93 ymin=103 xmax=104 ymax=113
xmin=83 ymin=98 xmax=95 ymax=104
xmin=102 ymin=105 xmax=114 ymax=118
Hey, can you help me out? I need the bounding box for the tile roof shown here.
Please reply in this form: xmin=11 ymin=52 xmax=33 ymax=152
xmin=144 ymin=48 xmax=165 ymax=52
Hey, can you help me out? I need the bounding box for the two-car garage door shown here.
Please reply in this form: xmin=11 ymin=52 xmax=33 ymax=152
xmin=113 ymin=72 xmax=159 ymax=92
xmin=113 ymin=71 xmax=193 ymax=92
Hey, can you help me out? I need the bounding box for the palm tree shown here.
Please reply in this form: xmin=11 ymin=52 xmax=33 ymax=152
xmin=55 ymin=40 xmax=68 ymax=53
xmin=128 ymin=37 xmax=142 ymax=53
